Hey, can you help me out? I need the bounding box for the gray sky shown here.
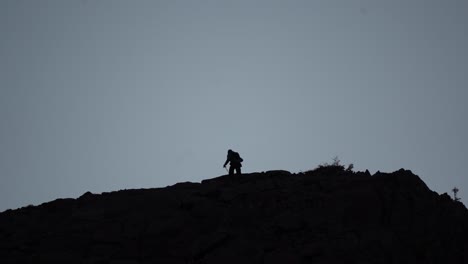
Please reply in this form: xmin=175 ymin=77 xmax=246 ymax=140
xmin=1 ymin=0 xmax=467 ymax=211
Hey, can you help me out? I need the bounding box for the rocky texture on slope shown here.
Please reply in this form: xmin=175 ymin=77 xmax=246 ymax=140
xmin=0 ymin=167 xmax=467 ymax=264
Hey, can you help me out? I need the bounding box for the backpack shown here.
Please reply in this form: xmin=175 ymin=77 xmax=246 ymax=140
xmin=234 ymin=152 xmax=243 ymax=163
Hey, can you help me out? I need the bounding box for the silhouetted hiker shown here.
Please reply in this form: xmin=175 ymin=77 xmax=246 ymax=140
xmin=223 ymin=149 xmax=243 ymax=175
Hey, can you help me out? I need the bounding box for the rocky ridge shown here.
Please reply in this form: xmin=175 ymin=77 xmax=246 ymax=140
xmin=0 ymin=167 xmax=467 ymax=263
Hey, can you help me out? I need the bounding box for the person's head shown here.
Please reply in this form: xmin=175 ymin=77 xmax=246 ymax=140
xmin=228 ymin=149 xmax=233 ymax=154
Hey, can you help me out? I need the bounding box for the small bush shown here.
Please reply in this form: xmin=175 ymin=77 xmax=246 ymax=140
xmin=331 ymin=156 xmax=341 ymax=166
xmin=452 ymin=187 xmax=461 ymax=202
xmin=307 ymin=156 xmax=354 ymax=174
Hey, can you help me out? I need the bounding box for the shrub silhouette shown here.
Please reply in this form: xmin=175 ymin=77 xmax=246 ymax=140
xmin=321 ymin=156 xmax=354 ymax=170
xmin=452 ymin=187 xmax=461 ymax=201
xmin=307 ymin=156 xmax=354 ymax=174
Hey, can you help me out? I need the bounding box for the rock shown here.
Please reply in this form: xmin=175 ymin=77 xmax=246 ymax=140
xmin=0 ymin=169 xmax=467 ymax=263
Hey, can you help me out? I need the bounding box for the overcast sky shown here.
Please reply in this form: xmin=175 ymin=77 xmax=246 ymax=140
xmin=1 ymin=0 xmax=467 ymax=211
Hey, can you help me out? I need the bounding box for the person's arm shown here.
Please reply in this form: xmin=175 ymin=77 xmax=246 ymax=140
xmin=223 ymin=155 xmax=230 ymax=167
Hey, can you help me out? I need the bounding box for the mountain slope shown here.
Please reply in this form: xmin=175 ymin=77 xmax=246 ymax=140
xmin=1 ymin=168 xmax=467 ymax=263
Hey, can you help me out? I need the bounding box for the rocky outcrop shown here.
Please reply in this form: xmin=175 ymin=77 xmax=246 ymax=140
xmin=0 ymin=168 xmax=467 ymax=263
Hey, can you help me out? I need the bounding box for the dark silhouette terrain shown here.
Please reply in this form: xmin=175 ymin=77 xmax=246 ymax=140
xmin=0 ymin=168 xmax=467 ymax=263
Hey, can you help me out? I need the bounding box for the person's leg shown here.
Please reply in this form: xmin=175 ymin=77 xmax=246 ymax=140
xmin=236 ymin=166 xmax=242 ymax=175
xmin=229 ymin=166 xmax=234 ymax=175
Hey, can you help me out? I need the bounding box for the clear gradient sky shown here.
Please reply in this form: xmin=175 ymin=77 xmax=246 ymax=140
xmin=1 ymin=0 xmax=467 ymax=211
